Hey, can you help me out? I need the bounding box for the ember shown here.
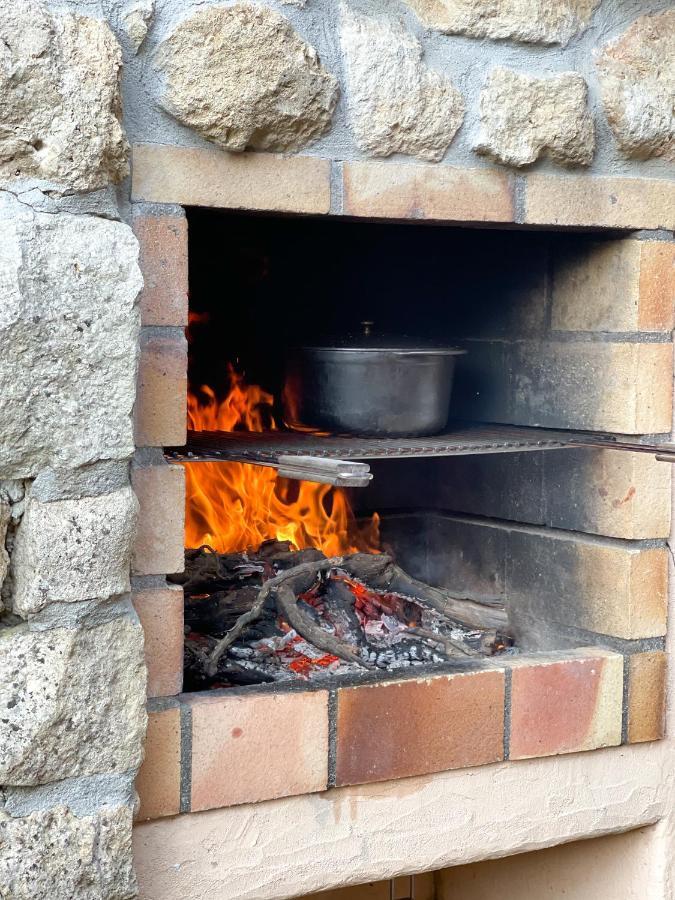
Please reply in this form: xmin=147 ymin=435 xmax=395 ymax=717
xmin=174 ymin=541 xmax=512 ymax=690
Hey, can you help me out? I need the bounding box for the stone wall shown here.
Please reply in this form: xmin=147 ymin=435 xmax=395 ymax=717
xmin=0 ymin=2 xmax=144 ymax=898
xmin=117 ymin=0 xmax=673 ymax=177
xmin=0 ymin=0 xmax=673 ymax=898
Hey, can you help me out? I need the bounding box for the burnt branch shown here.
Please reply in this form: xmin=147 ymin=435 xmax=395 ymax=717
xmin=275 ymin=582 xmax=373 ymax=669
xmin=366 ymin=561 xmax=509 ymax=632
xmin=206 ymin=556 xmax=347 ymax=676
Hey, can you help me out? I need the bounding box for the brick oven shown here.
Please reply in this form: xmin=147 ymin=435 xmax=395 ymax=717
xmin=0 ymin=1 xmax=674 ymax=899
xmin=131 ymin=154 xmax=673 ymax=851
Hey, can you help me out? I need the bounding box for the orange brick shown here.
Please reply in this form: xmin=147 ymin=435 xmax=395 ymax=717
xmin=189 ymin=690 xmax=328 ymax=811
xmin=524 ymin=174 xmax=675 ymax=230
xmin=134 ymin=330 xmax=187 ymax=448
xmin=135 ymin=706 xmax=181 ymax=821
xmin=133 ymin=585 xmax=184 ymax=698
xmin=132 ymin=144 xmax=331 ymax=215
xmin=343 ymin=160 xmax=514 ymax=223
xmin=627 ymin=651 xmax=666 ymax=743
xmin=638 ymin=242 xmax=675 ymax=332
xmin=335 ymin=670 xmax=504 ymax=787
xmin=509 ymin=651 xmax=623 ymax=760
xmin=132 ymin=463 xmax=185 ymax=576
xmin=133 ymin=215 xmax=189 ymax=327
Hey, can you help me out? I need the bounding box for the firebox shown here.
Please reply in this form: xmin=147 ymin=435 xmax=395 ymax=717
xmin=144 ymin=206 xmax=673 ymax=807
xmin=142 ymin=202 xmax=671 ymax=816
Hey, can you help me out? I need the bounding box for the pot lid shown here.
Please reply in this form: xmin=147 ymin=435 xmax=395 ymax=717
xmin=297 ymin=322 xmax=466 ymax=355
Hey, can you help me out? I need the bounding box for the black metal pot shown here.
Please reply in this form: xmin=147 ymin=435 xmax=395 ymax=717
xmin=282 ymin=323 xmax=465 ymax=437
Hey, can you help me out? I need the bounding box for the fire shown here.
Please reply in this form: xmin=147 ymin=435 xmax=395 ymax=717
xmin=183 ymin=369 xmax=380 ymax=556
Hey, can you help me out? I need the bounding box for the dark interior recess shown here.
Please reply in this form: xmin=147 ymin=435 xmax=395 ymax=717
xmin=181 ymin=209 xmax=641 ymax=689
xmin=187 ymin=206 xmax=599 ymax=420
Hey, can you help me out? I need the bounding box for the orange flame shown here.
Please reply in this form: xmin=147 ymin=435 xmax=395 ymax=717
xmin=183 ymin=370 xmax=380 ymax=556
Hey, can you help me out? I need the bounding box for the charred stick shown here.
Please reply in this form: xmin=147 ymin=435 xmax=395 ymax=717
xmin=275 ymin=583 xmax=373 ymax=669
xmin=206 ymin=555 xmax=346 ymax=676
xmin=372 ymin=564 xmax=510 ymax=632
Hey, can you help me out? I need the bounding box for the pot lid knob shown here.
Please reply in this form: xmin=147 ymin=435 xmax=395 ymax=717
xmin=361 ymin=320 xmax=374 ymax=337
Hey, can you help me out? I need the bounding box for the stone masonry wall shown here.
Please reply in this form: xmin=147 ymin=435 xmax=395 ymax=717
xmin=0 ymin=2 xmax=144 ymax=898
xmin=118 ymin=0 xmax=674 ymax=177
xmin=0 ymin=0 xmax=673 ymax=898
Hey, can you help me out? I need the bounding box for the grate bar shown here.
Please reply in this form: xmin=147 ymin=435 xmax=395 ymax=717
xmin=164 ymin=424 xmax=675 ymax=484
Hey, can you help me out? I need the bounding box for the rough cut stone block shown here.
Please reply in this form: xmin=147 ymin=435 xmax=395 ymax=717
xmin=135 ymin=707 xmax=181 ymax=820
xmin=336 ymin=670 xmax=504 ymax=786
xmin=0 ymin=804 xmax=135 ymax=900
xmin=506 ymin=529 xmax=667 ymax=641
xmin=134 ymin=330 xmax=187 ymax=447
xmin=454 ymin=340 xmax=673 ymax=434
xmin=132 ymin=585 xmax=184 ymax=697
xmin=596 ymin=10 xmax=674 ymax=162
xmin=524 ymin=174 xmax=675 ymax=230
xmin=0 ymin=196 xmax=141 ymax=479
xmin=132 ymin=144 xmax=331 ymax=215
xmin=9 ymin=489 xmax=137 ymax=618
xmin=122 ymin=0 xmax=154 ymax=53
xmin=132 ymin=463 xmax=185 ymax=576
xmin=133 ymin=214 xmax=188 ymax=327
xmin=403 ymin=0 xmax=599 ymax=45
xmin=552 ymin=239 xmax=675 ymax=333
xmin=0 ymin=497 xmax=10 ymax=602
xmin=475 ymin=68 xmax=594 ymax=167
xmin=0 ymin=617 xmax=146 ymax=785
xmin=343 ymin=161 xmax=514 ymax=223
xmin=339 ymin=6 xmax=464 ymax=162
xmin=627 ymin=651 xmax=667 ymax=744
xmin=155 ymin=3 xmax=338 ymax=153
xmin=509 ymin=651 xmax=623 ymax=759
xmin=0 ymin=0 xmax=128 ymax=191
xmin=189 ymin=690 xmax=328 ymax=811
xmin=543 ymin=449 xmax=671 ymax=541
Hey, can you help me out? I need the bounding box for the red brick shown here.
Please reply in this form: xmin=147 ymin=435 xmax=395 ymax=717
xmin=189 ymin=690 xmax=328 ymax=811
xmin=132 ymin=463 xmax=185 ymax=576
xmin=335 ymin=670 xmax=504 ymax=787
xmin=133 ymin=585 xmax=184 ymax=698
xmin=509 ymin=651 xmax=623 ymax=760
xmin=627 ymin=651 xmax=666 ymax=743
xmin=133 ymin=215 xmax=188 ymax=327
xmin=134 ymin=330 xmax=187 ymax=448
xmin=135 ymin=706 xmax=181 ymax=821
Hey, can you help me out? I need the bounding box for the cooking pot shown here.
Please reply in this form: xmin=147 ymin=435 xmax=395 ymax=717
xmin=282 ymin=322 xmax=466 ymax=437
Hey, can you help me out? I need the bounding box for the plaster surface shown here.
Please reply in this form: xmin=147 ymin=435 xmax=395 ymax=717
xmin=133 ymin=739 xmax=671 ymax=900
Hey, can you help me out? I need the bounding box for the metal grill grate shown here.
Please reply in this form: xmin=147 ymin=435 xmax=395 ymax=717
xmin=165 ymin=424 xmax=675 ymax=486
xmin=170 ymin=423 xmax=589 ymax=464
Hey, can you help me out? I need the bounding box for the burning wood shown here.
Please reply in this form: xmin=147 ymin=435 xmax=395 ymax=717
xmin=179 ymin=370 xmax=513 ymax=689
xmin=173 ymin=542 xmax=513 ymax=690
